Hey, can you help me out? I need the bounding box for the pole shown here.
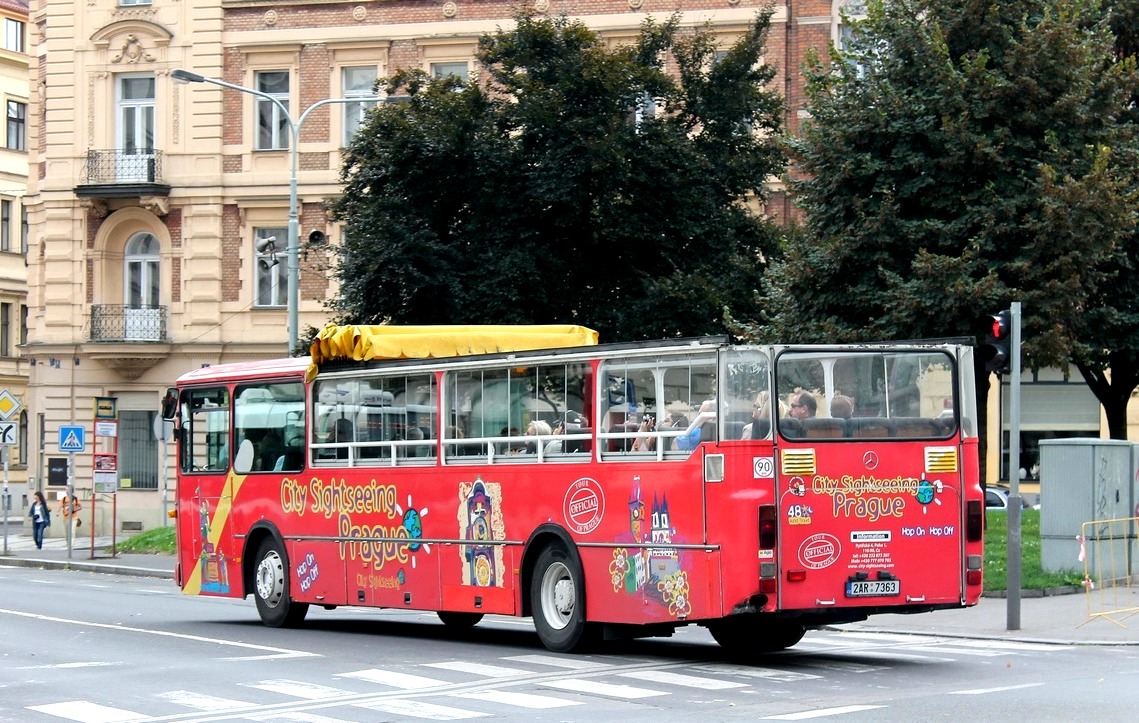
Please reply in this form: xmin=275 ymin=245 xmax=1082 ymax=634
xmin=171 ymin=69 xmax=378 ymax=356
xmin=2 ymin=447 xmax=8 ymax=555
xmin=66 ymin=450 xmax=74 ymax=559
xmin=1006 ymin=301 xmax=1023 ymax=630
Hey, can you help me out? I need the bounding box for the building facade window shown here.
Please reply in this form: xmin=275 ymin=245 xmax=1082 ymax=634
xmin=3 ymin=18 xmax=24 ymax=53
xmin=19 ymin=303 xmax=26 ymax=345
xmin=124 ymin=232 xmax=160 ymax=308
xmin=255 ymin=227 xmax=288 ymax=307
xmin=117 ymin=75 xmax=155 ymax=182
xmin=430 ymin=61 xmax=469 ymax=80
xmin=18 ymin=410 xmax=26 ymax=466
xmin=0 ymin=302 xmax=10 ymax=356
xmin=120 ymin=410 xmax=159 ymax=489
xmin=118 ymin=0 xmax=152 ymax=6
xmin=19 ymin=203 xmax=26 ymax=254
xmin=256 ymin=71 xmax=290 ymax=150
xmin=6 ymin=100 xmax=25 ymax=151
xmin=342 ymin=66 xmax=378 ymax=146
xmin=0 ymin=200 xmax=9 ymax=252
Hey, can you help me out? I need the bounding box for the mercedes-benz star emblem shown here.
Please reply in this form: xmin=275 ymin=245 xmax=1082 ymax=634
xmin=863 ymin=451 xmax=880 ymax=470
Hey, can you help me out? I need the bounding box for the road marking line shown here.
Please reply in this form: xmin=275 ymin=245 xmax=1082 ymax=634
xmin=241 ymin=680 xmax=354 ymax=699
xmin=764 ymin=704 xmax=886 ymax=719
xmin=950 ymin=682 xmax=1045 ymax=695
xmin=246 ymin=713 xmax=355 ymax=723
xmin=501 ymin=653 xmax=611 ymax=670
xmin=691 ymin=663 xmax=823 ymax=682
xmin=354 ymin=699 xmax=488 ymax=719
xmin=539 ymin=679 xmax=668 ymax=699
xmin=0 ymin=607 xmax=317 ymax=658
xmin=422 ymin=661 xmax=531 ymax=678
xmin=26 ymin=701 xmax=145 ymax=723
xmin=16 ymin=662 xmax=123 ymax=670
xmin=337 ymin=668 xmax=449 ymax=690
xmin=156 ymin=691 xmax=254 ymax=711
xmin=453 ymin=690 xmax=582 ymax=708
xmin=617 ymin=669 xmax=748 ymax=689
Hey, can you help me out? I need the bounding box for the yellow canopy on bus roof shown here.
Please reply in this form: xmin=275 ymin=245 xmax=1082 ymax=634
xmin=306 ymin=323 xmax=599 ymax=381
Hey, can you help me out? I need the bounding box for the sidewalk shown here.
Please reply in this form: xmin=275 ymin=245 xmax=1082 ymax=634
xmin=1 ymin=529 xmax=1136 ymax=646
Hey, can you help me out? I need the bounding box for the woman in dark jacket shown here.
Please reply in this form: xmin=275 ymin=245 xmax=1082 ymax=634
xmin=28 ymin=491 xmax=51 ymax=549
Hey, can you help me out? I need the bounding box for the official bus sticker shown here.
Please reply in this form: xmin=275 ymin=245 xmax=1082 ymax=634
xmin=564 ymin=477 xmax=605 ymax=534
xmin=798 ymin=533 xmax=841 ymax=569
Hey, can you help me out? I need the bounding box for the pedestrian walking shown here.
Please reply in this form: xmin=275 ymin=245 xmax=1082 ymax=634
xmin=59 ymin=492 xmax=82 ymax=537
xmin=27 ymin=491 xmax=51 ymax=549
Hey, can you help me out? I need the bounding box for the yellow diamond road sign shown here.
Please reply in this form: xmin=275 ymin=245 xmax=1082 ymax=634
xmin=0 ymin=390 xmax=20 ymax=421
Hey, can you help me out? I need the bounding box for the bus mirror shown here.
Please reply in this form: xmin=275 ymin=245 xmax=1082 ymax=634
xmin=161 ymin=389 xmax=178 ymax=420
xmin=234 ymin=438 xmax=255 ymax=475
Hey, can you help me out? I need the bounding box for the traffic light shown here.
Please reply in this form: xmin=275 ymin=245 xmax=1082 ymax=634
xmin=982 ymin=309 xmax=1012 ymax=374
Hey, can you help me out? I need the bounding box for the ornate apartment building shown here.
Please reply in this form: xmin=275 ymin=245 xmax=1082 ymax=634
xmin=0 ymin=0 xmax=28 ymax=508
xmin=21 ymin=0 xmax=1114 ymax=535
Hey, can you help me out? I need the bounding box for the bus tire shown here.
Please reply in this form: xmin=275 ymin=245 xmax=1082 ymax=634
xmin=531 ymin=544 xmax=595 ymax=653
xmin=708 ymin=616 xmax=805 ymax=655
xmin=437 ymin=611 xmax=484 ymax=628
xmin=253 ymin=538 xmax=309 ymax=628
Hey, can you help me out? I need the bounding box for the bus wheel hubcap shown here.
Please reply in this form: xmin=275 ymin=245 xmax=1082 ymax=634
xmin=256 ymin=549 xmax=285 ymax=607
xmin=541 ymin=561 xmax=574 ymax=630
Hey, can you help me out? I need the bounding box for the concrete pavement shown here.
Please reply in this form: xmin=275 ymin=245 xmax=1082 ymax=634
xmin=2 ymin=529 xmax=1136 ymax=647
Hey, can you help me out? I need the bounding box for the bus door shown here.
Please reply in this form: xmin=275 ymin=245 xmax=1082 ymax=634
xmin=773 ymin=349 xmax=967 ymax=611
xmin=177 ymin=386 xmax=236 ymax=595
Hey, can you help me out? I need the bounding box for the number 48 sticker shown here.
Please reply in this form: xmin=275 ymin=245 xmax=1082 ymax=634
xmin=753 ymin=456 xmax=774 ymax=479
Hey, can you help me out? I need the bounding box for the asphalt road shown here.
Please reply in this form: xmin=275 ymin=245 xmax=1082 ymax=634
xmin=2 ymin=566 xmax=1138 ymax=722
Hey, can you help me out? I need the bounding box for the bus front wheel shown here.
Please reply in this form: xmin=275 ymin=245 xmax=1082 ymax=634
xmin=530 ymin=545 xmax=596 ymax=653
xmin=708 ymin=616 xmax=805 ymax=655
xmin=253 ymin=538 xmax=309 ymax=628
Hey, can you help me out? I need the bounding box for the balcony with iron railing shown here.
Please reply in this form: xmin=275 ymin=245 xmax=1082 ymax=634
xmin=75 ymin=149 xmax=172 ymax=200
xmin=88 ymin=304 xmax=169 ymax=343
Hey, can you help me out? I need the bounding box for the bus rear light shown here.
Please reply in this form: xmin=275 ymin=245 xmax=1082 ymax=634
xmin=759 ymin=577 xmax=778 ymax=594
xmin=168 ymin=509 xmax=177 ymax=518
xmin=967 ymin=569 xmax=982 ymax=586
xmin=967 ymin=554 xmax=982 ymax=570
xmin=966 ymin=500 xmax=983 ymax=542
xmin=758 ymin=504 xmax=777 ymax=549
xmin=760 ymin=562 xmax=776 ymax=578
xmin=786 ymin=569 xmax=807 ymax=582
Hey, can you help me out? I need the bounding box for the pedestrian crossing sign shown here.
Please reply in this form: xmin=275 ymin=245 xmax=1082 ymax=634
xmin=59 ymin=425 xmax=86 ymax=452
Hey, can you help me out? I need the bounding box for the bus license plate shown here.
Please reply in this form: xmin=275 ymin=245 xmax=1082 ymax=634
xmin=845 ymin=579 xmax=900 ymax=598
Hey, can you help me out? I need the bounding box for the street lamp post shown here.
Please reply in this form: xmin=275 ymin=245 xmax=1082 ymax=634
xmin=172 ymin=68 xmax=379 ymax=355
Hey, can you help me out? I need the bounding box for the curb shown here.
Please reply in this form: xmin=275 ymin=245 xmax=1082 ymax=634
xmin=0 ymin=555 xmax=174 ymax=579
xmin=826 ymin=624 xmax=1139 ymax=647
xmin=982 ymin=586 xmax=1084 ymax=599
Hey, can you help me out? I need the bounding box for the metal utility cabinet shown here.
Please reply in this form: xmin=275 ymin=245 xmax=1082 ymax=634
xmin=1038 ymin=438 xmax=1137 ymax=577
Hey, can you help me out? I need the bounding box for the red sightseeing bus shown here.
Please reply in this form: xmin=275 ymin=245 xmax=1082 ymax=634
xmin=162 ymin=325 xmax=984 ymax=654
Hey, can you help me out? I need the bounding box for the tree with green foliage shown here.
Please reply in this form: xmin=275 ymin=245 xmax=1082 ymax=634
xmin=760 ymin=0 xmax=1139 ymax=438
xmin=327 ymin=11 xmax=786 ymax=342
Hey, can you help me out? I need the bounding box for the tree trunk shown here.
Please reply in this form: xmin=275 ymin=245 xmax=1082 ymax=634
xmin=974 ymin=354 xmax=992 ymax=490
xmin=1076 ymin=351 xmax=1139 ymax=441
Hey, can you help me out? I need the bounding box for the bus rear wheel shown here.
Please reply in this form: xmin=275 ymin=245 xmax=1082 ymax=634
xmin=530 ymin=545 xmax=596 ymax=653
xmin=708 ymin=616 xmax=805 ymax=655
xmin=253 ymin=538 xmax=309 ymax=628
xmin=437 ymin=611 xmax=484 ymax=628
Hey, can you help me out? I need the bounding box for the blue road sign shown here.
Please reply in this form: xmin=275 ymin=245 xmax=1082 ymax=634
xmin=59 ymin=425 xmax=86 ymax=452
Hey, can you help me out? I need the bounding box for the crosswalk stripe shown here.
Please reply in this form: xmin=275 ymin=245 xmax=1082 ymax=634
xmin=691 ymin=663 xmax=823 ymax=682
xmin=355 ymin=699 xmax=488 ymax=719
xmin=26 ymin=701 xmax=144 ymax=723
xmin=540 ymin=679 xmax=668 ymax=699
xmin=241 ymin=680 xmax=353 ymax=699
xmin=765 ymin=704 xmax=886 ymax=720
xmin=501 ymin=653 xmax=612 ymax=670
xmin=337 ymin=668 xmax=448 ymax=690
xmin=454 ymin=690 xmax=583 ymax=708
xmin=422 ymin=661 xmax=531 ymax=678
xmin=617 ymin=669 xmax=748 ymax=689
xmin=246 ymin=713 xmax=357 ymax=722
xmin=156 ymin=690 xmax=254 ymax=710
xmin=906 ymin=645 xmax=1006 ymax=657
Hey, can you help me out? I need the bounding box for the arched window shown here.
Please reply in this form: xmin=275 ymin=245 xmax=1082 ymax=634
xmin=124 ymin=232 xmax=160 ymax=309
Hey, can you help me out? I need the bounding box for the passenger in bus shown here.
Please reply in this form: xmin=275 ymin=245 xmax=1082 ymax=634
xmin=675 ymin=401 xmax=715 ymax=450
xmin=521 ymin=420 xmax=552 ymax=454
xmin=331 ymin=418 xmax=354 ymax=459
xmin=742 ymin=392 xmax=784 ymax=439
xmin=830 ymin=394 xmax=854 ymax=420
xmin=631 ymin=414 xmax=656 ymax=452
xmin=258 ymin=430 xmax=284 ymax=470
xmin=404 ymin=426 xmax=427 ymax=457
xmin=788 ymin=392 xmax=817 ymax=419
